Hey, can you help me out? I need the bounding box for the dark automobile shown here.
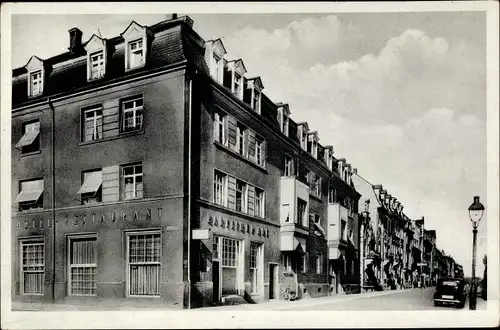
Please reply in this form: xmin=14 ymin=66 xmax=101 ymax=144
xmin=433 ymin=278 xmax=466 ymax=308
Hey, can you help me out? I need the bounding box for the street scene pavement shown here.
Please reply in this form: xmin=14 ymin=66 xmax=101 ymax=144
xmin=198 ymin=287 xmax=487 ymax=312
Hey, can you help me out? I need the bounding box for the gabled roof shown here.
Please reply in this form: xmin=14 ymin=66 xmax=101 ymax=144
xmin=206 ymin=38 xmax=227 ymax=56
xmin=84 ymin=34 xmax=106 ymax=52
xmin=247 ymin=76 xmax=264 ymax=90
xmin=120 ymin=20 xmax=152 ymax=39
xmin=24 ymin=56 xmax=44 ymax=70
xmin=296 ymin=121 xmax=309 ymax=131
xmin=226 ymin=59 xmax=247 ymax=75
xmin=12 ymin=16 xmax=206 ymax=108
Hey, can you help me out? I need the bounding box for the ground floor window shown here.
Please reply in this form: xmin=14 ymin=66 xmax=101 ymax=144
xmin=250 ymin=242 xmax=264 ymax=295
xmin=20 ymin=238 xmax=45 ymax=295
xmin=68 ymin=235 xmax=97 ymax=296
xmin=213 ymin=236 xmax=244 ymax=296
xmin=127 ymin=231 xmax=161 ymax=297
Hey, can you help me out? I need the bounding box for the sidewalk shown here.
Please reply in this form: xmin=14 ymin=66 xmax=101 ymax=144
xmin=11 ymin=288 xmax=416 ymax=311
xmin=198 ymin=288 xmax=418 ymax=311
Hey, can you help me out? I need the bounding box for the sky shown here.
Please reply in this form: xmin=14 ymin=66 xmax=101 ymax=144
xmin=11 ymin=11 xmax=488 ymax=277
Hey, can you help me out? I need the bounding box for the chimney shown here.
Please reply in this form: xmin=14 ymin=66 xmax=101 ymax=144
xmin=172 ymin=13 xmax=178 ymax=19
xmin=68 ymin=27 xmax=83 ymax=54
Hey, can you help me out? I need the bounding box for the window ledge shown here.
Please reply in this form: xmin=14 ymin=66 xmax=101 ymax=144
xmin=79 ymin=130 xmax=145 ymax=146
xmin=214 ymin=141 xmax=268 ymax=173
xmin=20 ymin=150 xmax=41 ymax=158
xmin=18 ymin=208 xmax=45 ymax=214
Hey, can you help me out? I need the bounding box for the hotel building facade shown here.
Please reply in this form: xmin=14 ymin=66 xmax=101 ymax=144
xmin=11 ymin=15 xmax=361 ymax=309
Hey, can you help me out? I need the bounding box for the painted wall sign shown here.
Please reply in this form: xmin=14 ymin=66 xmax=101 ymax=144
xmin=17 ymin=207 xmax=162 ymax=231
xmin=207 ymin=215 xmax=271 ymax=238
xmin=192 ymin=229 xmax=210 ymax=240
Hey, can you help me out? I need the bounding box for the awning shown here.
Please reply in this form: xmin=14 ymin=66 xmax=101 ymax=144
xmin=314 ymin=222 xmax=326 ymax=236
xmin=294 ymin=237 xmax=307 ymax=253
xmin=15 ymin=129 xmax=40 ymax=149
xmin=15 ymin=189 xmax=43 ymax=203
xmin=77 ymin=171 xmax=102 ymax=195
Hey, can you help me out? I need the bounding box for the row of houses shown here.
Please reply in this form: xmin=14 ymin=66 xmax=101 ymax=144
xmin=10 ymin=15 xmax=461 ymax=309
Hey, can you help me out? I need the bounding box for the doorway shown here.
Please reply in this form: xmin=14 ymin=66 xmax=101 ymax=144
xmin=269 ymin=263 xmax=278 ymax=299
xmin=213 ymin=260 xmax=220 ymax=302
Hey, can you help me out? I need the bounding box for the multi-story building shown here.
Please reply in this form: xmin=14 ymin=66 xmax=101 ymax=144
xmin=352 ymin=175 xmax=428 ymax=291
xmin=11 ymin=15 xmax=360 ymax=309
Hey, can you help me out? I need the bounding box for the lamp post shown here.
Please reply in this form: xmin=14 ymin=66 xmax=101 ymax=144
xmin=468 ymin=196 xmax=485 ymax=310
xmin=360 ymin=199 xmax=370 ymax=293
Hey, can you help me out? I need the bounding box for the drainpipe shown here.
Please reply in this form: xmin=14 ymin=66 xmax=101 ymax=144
xmin=186 ymin=73 xmax=194 ymax=309
xmin=48 ymin=97 xmax=56 ymax=302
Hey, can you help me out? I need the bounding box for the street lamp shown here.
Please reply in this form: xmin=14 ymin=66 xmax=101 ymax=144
xmin=468 ymin=196 xmax=485 ymax=310
xmin=360 ymin=199 xmax=370 ymax=293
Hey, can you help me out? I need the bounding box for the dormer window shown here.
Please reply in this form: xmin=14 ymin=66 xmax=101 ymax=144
xmin=234 ymin=72 xmax=243 ymax=97
xmin=297 ymin=123 xmax=309 ymax=150
xmin=308 ymin=132 xmax=319 ymax=158
xmin=247 ymin=77 xmax=264 ymax=114
xmin=324 ymin=147 xmax=333 ymax=170
xmin=121 ymin=21 xmax=151 ymax=72
xmin=205 ymin=39 xmax=227 ymax=84
xmin=128 ymin=39 xmax=144 ymax=69
xmin=90 ymin=51 xmax=105 ymax=79
xmin=30 ymin=71 xmax=42 ymax=96
xmin=25 ymin=56 xmax=45 ymax=98
xmin=227 ymin=59 xmax=247 ymax=100
xmin=85 ymin=34 xmax=107 ymax=81
xmin=277 ymin=103 xmax=290 ymax=137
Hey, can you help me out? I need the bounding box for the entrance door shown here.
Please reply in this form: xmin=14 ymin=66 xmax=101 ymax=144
xmin=269 ymin=263 xmax=278 ymax=299
xmin=213 ymin=260 xmax=220 ymax=302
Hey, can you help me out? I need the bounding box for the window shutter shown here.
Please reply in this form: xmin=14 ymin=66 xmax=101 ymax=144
xmin=102 ymin=99 xmax=119 ymax=138
xmin=227 ymin=175 xmax=236 ymax=209
xmin=213 ymin=112 xmax=220 ymax=142
xmin=102 ymin=165 xmax=119 ymax=202
xmin=227 ymin=116 xmax=238 ymax=152
xmin=247 ymin=130 xmax=256 ymax=158
xmin=261 ymin=139 xmax=267 ymax=166
xmin=247 ymin=185 xmax=255 ymax=216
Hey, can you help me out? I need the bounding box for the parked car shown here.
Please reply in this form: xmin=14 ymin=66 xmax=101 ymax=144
xmin=433 ymin=278 xmax=466 ymax=308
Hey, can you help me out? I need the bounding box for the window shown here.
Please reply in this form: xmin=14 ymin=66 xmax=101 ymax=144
xmin=254 ymin=188 xmax=264 ymax=218
xmin=255 ymin=136 xmax=264 ymax=166
xmin=16 ymin=179 xmax=44 ymax=211
xmin=213 ymin=111 xmax=227 ymax=145
xmin=217 ymin=236 xmax=242 ymax=295
xmin=122 ymin=97 xmax=143 ymax=132
xmin=301 ymin=253 xmax=308 ymax=274
xmin=127 ymin=232 xmax=161 ymax=296
xmin=83 ymin=106 xmax=103 ymax=141
xmin=214 ymin=171 xmax=227 ymax=206
xmin=235 ymin=180 xmax=247 ymax=213
xmin=30 ymin=70 xmax=43 ymax=96
xmin=213 ymin=53 xmax=222 ymax=83
xmin=316 ymin=253 xmax=323 ymax=275
xmin=302 ymin=167 xmax=311 ymax=184
xmin=328 ymin=187 xmax=337 ymax=204
xmin=284 ymin=155 xmax=294 ymax=176
xmin=123 ymin=164 xmax=143 ymax=200
xmin=236 ymin=124 xmax=246 ymax=156
xmin=252 ymin=90 xmax=261 ymax=113
xmin=283 ymin=254 xmax=292 ymax=272
xmin=297 ymin=198 xmax=307 ymax=227
xmin=341 ymin=220 xmax=347 ymax=241
xmin=311 ymin=174 xmax=321 ymax=198
xmin=16 ymin=120 xmax=40 ymax=154
xmin=90 ymin=50 xmax=105 ymax=79
xmin=250 ymin=243 xmax=263 ymax=295
xmin=128 ymin=39 xmax=144 ymax=69
xmin=20 ymin=239 xmax=44 ymax=294
xmin=68 ymin=236 xmax=97 ymax=295
xmin=78 ymin=170 xmax=102 ymax=204
xmin=283 ymin=114 xmax=289 ymax=137
xmin=233 ymin=72 xmax=243 ymax=97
